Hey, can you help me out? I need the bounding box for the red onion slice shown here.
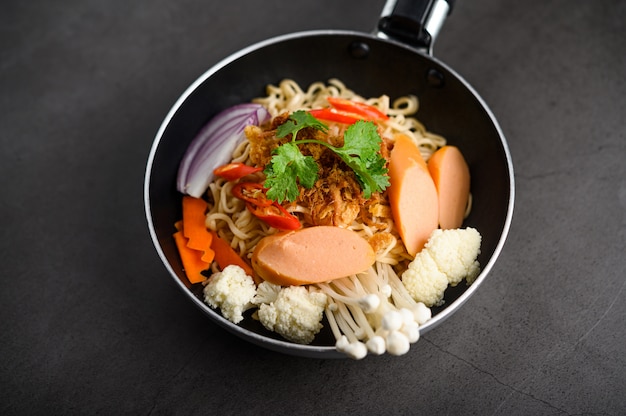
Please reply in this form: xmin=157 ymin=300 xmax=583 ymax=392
xmin=177 ymin=103 xmax=270 ymax=198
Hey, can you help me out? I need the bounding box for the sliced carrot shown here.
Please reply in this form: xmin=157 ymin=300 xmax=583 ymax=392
xmin=182 ymin=196 xmax=215 ymax=263
xmin=251 ymin=226 xmax=376 ymax=286
xmin=387 ymin=134 xmax=439 ymax=256
xmin=199 ymin=248 xmax=215 ymax=263
xmin=427 ymin=145 xmax=471 ymax=229
xmin=173 ymin=230 xmax=210 ymax=284
xmin=209 ymin=230 xmax=256 ymax=281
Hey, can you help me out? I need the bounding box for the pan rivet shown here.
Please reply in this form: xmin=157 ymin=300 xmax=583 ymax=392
xmin=349 ymin=41 xmax=370 ymax=59
xmin=427 ymin=68 xmax=445 ymax=87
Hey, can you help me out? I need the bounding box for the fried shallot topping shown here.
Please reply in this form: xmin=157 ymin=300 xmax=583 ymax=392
xmin=245 ymin=114 xmax=393 ymax=228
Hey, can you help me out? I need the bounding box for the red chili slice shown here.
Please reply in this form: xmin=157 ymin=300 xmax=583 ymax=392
xmin=231 ymin=182 xmax=273 ymax=207
xmin=213 ymin=162 xmax=263 ymax=181
xmin=246 ymin=202 xmax=301 ymax=231
xmin=326 ymin=97 xmax=389 ymax=121
xmin=308 ymin=108 xmax=362 ymax=125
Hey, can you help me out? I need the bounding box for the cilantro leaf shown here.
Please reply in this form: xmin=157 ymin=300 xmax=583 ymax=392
xmin=332 ymin=120 xmax=390 ymax=198
xmin=264 ymin=113 xmax=389 ymax=203
xmin=276 ymin=110 xmax=328 ymax=141
xmin=264 ymin=142 xmax=319 ymax=202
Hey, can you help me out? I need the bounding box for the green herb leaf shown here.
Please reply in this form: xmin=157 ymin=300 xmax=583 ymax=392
xmin=264 ymin=113 xmax=389 ymax=203
xmin=331 ymin=120 xmax=390 ymax=198
xmin=264 ymin=142 xmax=319 ymax=203
xmin=276 ymin=110 xmax=328 ymax=141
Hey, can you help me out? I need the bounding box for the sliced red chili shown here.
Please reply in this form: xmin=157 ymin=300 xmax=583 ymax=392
xmin=231 ymin=182 xmax=273 ymax=207
xmin=213 ymin=162 xmax=263 ymax=181
xmin=246 ymin=202 xmax=301 ymax=230
xmin=308 ymin=108 xmax=362 ymax=125
xmin=327 ymin=97 xmax=389 ymax=121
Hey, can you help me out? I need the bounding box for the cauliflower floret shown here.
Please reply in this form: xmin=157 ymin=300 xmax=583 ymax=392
xmin=256 ymin=285 xmax=327 ymax=344
xmin=402 ymin=251 xmax=449 ymax=307
xmin=251 ymin=281 xmax=282 ymax=305
xmin=203 ymin=265 xmax=257 ymax=324
xmin=402 ymin=227 xmax=482 ymax=307
xmin=427 ymin=228 xmax=482 ymax=286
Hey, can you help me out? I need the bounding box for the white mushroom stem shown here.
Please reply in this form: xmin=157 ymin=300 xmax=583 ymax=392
xmin=378 ymin=263 xmax=432 ymax=324
xmin=317 ymin=281 xmax=380 ymax=314
xmin=326 ymin=296 xmax=385 ymax=357
xmin=345 ymin=302 xmax=378 ymax=341
xmin=331 ymin=304 xmax=368 ymax=360
xmin=319 ymin=264 xmax=433 ymax=359
xmin=386 ymin=331 xmax=410 ymax=355
xmin=357 ymin=268 xmax=391 ymax=298
xmin=325 ymin=302 xmax=344 ymax=341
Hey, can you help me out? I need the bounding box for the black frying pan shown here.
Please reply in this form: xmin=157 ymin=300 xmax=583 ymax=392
xmin=145 ymin=0 xmax=514 ymax=358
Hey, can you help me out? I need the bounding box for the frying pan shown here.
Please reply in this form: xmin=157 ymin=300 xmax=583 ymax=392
xmin=144 ymin=0 xmax=514 ymax=358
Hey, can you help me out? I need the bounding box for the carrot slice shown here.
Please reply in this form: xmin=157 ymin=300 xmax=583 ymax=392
xmin=182 ymin=196 xmax=215 ymax=262
xmin=209 ymin=230 xmax=256 ymax=281
xmin=173 ymin=230 xmax=210 ymax=284
xmin=427 ymin=145 xmax=471 ymax=229
xmin=388 ymin=134 xmax=439 ymax=256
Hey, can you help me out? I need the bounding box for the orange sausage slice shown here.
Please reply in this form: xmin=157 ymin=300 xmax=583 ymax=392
xmin=251 ymin=226 xmax=376 ymax=286
xmin=427 ymin=145 xmax=471 ymax=229
xmin=388 ymin=134 xmax=439 ymax=256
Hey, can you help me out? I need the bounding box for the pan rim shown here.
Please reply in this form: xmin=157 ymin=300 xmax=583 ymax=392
xmin=144 ymin=29 xmax=515 ymax=358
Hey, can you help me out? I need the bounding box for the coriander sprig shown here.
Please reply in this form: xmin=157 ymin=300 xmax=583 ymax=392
xmin=263 ymin=111 xmax=389 ymax=203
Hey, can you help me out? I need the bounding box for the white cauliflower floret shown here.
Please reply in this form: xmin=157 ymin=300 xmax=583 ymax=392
xmin=402 ymin=227 xmax=482 ymax=307
xmin=402 ymin=251 xmax=449 ymax=307
xmin=203 ymin=265 xmax=257 ymax=324
xmin=427 ymin=228 xmax=482 ymax=286
xmin=251 ymin=281 xmax=282 ymax=305
xmin=256 ymin=285 xmax=327 ymax=344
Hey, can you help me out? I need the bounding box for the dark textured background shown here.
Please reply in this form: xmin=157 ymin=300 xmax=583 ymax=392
xmin=1 ymin=0 xmax=624 ymax=414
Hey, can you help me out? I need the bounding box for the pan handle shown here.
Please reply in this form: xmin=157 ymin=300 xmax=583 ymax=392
xmin=377 ymin=0 xmax=455 ymax=54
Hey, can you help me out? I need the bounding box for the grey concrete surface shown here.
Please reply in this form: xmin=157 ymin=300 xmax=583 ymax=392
xmin=1 ymin=0 xmax=624 ymax=414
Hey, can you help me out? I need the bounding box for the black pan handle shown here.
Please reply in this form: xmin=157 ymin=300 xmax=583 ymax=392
xmin=377 ymin=0 xmax=455 ymax=52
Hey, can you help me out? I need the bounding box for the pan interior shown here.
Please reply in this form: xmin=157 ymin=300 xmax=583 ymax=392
xmin=145 ymin=30 xmax=513 ymax=356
